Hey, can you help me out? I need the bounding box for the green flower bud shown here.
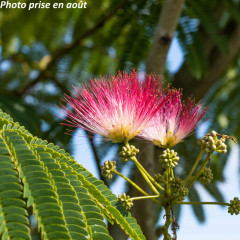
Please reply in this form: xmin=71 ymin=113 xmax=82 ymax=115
xmin=119 ymin=144 xmax=139 ymax=163
xmin=171 ymin=178 xmax=189 ymax=201
xmin=118 ymin=193 xmax=133 ymax=210
xmin=159 ymin=149 xmax=179 ymax=169
xmin=101 ymin=160 xmax=116 ymax=179
xmin=154 ymin=173 xmax=165 ymax=183
xmin=198 ymin=167 xmax=213 ymax=184
xmin=199 ymin=131 xmax=227 ymax=154
xmin=228 ymin=197 xmax=240 ymax=215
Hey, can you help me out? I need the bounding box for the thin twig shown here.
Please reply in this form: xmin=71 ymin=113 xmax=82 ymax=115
xmin=177 ymin=201 xmax=230 ymax=206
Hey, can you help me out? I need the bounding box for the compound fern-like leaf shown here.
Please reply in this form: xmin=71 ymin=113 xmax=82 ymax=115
xmin=0 ymin=108 xmax=145 ymax=240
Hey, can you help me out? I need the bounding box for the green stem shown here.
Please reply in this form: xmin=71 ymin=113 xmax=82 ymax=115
xmin=132 ymin=156 xmax=165 ymax=192
xmin=165 ymin=168 xmax=172 ymax=197
xmin=186 ymin=153 xmax=212 ymax=188
xmin=184 ymin=149 xmax=204 ymax=185
xmin=163 ymin=206 xmax=172 ymax=240
xmin=170 ymin=168 xmax=174 ymax=179
xmin=133 ymin=162 xmax=160 ymax=195
xmin=152 ymin=177 xmax=165 ymax=192
xmin=113 ymin=170 xmax=147 ymax=196
xmin=177 ymin=201 xmax=230 ymax=206
xmin=113 ymin=170 xmax=161 ymax=204
xmin=131 ymin=195 xmax=160 ymax=201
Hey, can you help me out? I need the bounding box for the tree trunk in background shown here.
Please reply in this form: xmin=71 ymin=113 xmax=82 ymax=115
xmin=146 ymin=0 xmax=185 ymax=75
xmin=108 ymin=1 xmax=185 ymax=238
xmin=130 ymin=0 xmax=185 ymax=239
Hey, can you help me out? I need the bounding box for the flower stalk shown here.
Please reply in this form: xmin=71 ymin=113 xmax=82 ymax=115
xmin=183 ymin=149 xmax=204 ymax=185
xmin=131 ymin=156 xmax=160 ymax=195
xmin=112 ymin=170 xmax=161 ymax=204
xmin=131 ymin=195 xmax=161 ymax=201
xmin=177 ymin=201 xmax=230 ymax=206
xmin=186 ymin=153 xmax=212 ymax=188
xmin=131 ymin=156 xmax=165 ymax=192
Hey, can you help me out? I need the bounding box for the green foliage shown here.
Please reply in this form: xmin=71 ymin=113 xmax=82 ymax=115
xmin=0 ymin=109 xmax=145 ymax=240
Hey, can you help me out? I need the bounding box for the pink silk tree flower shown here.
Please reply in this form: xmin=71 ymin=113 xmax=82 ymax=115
xmin=60 ymin=70 xmax=166 ymax=143
xmin=139 ymin=89 xmax=206 ymax=148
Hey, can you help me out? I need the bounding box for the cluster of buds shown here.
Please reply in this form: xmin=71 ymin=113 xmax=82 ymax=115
xmin=228 ymin=197 xmax=240 ymax=215
xmin=159 ymin=149 xmax=179 ymax=169
xmin=118 ymin=193 xmax=133 ymax=210
xmin=198 ymin=167 xmax=213 ymax=184
xmin=171 ymin=178 xmax=189 ymax=202
xmin=101 ymin=160 xmax=116 ymax=179
xmin=154 ymin=173 xmax=165 ymax=183
xmin=119 ymin=144 xmax=139 ymax=163
xmin=198 ymin=131 xmax=227 ymax=153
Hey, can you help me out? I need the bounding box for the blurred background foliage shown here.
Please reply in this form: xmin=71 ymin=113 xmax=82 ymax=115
xmin=1 ymin=0 xmax=240 ymax=239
